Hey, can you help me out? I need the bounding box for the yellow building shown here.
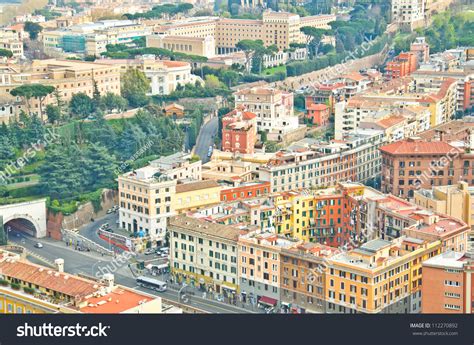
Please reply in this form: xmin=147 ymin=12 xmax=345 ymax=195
xmin=0 ymin=59 xmax=121 ymax=120
xmin=414 ymin=182 xmax=474 ymax=231
xmin=150 ymin=11 xmax=336 ymax=54
xmin=325 ymin=237 xmax=441 ymax=313
xmin=174 ymin=180 xmax=222 ymax=214
xmin=147 ymin=34 xmax=216 ymax=58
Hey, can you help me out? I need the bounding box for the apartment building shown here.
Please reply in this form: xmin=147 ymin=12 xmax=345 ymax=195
xmin=238 ymin=232 xmax=299 ymax=309
xmin=220 ymin=181 xmax=270 ymax=202
xmin=412 ymin=69 xmax=474 ymax=112
xmin=221 ymin=108 xmax=257 ymax=155
xmin=99 ymin=55 xmax=200 ymax=95
xmin=391 ymin=0 xmax=426 ymax=31
xmin=410 ymin=37 xmax=430 ymax=64
xmin=169 ymin=216 xmax=242 ymax=299
xmin=326 ymin=237 xmax=441 ymax=313
xmin=403 ymin=213 xmax=469 ymax=253
xmin=118 ymin=152 xmax=201 ymax=245
xmin=386 ymin=52 xmax=418 ymax=79
xmin=422 ymin=251 xmax=474 ymax=313
xmin=280 ymin=242 xmax=338 ymax=313
xmin=259 ymin=129 xmax=385 ymax=192
xmin=379 ymin=137 xmax=474 ymax=198
xmin=0 ymin=28 xmax=23 ymax=59
xmin=0 ymin=59 xmax=120 ymax=120
xmin=335 ymin=76 xmax=458 ymax=139
xmin=174 ymin=180 xmax=221 ymax=214
xmin=234 ymin=87 xmax=299 ymax=141
xmin=358 ymin=106 xmax=431 ymax=143
xmin=0 ymin=251 xmax=162 ymax=314
xmin=306 ymin=103 xmax=330 ymax=127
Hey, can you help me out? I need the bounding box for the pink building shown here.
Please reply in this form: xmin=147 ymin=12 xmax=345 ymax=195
xmin=221 ymin=108 xmax=257 ymax=154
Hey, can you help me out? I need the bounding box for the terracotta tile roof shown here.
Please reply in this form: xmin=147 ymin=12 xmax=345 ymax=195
xmin=176 ymin=180 xmax=220 ymax=193
xmin=376 ymin=115 xmax=406 ymax=129
xmin=164 ymin=103 xmax=184 ymax=111
xmin=0 ymin=259 xmax=99 ymax=298
xmin=161 ymin=60 xmax=189 ymax=68
xmin=308 ymin=103 xmax=328 ymax=111
xmin=379 ymin=140 xmax=462 ymax=155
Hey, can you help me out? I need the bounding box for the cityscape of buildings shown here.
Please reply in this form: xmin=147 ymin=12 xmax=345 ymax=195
xmin=0 ymin=0 xmax=473 ymax=319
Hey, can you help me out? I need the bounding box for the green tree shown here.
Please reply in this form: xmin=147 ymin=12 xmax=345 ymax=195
xmin=205 ymin=74 xmax=223 ymax=89
xmin=300 ymin=26 xmax=329 ymax=59
xmin=69 ymin=92 xmax=95 ymax=118
xmin=0 ymin=49 xmax=13 ymax=58
xmin=10 ymin=84 xmax=54 ymax=119
xmin=236 ymin=40 xmax=266 ymax=73
xmin=24 ymin=22 xmax=43 ymax=40
xmin=102 ymin=92 xmax=128 ymax=112
xmin=121 ymin=69 xmax=150 ymax=107
xmin=45 ymin=104 xmax=61 ymax=124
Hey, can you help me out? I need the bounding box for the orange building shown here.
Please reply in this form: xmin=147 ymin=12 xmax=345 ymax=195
xmin=386 ymin=52 xmax=418 ymax=79
xmin=306 ymin=103 xmax=330 ymax=126
xmin=220 ymin=181 xmax=270 ymax=202
xmin=221 ymin=108 xmax=257 ymax=154
xmin=422 ymin=251 xmax=474 ymax=313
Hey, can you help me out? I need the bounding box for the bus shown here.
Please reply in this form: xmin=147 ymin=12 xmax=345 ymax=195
xmin=136 ymin=276 xmax=167 ymax=292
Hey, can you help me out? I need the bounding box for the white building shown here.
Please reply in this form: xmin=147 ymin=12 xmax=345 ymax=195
xmin=234 ymin=87 xmax=299 ymax=141
xmin=118 ymin=153 xmax=202 ymax=245
xmin=100 ymin=55 xmax=202 ymax=95
xmin=391 ymin=0 xmax=426 ymax=31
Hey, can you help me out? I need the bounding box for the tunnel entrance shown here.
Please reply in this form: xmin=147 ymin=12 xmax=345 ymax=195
xmin=4 ymin=217 xmax=38 ymax=238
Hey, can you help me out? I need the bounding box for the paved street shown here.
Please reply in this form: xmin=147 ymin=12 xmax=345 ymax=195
xmin=6 ymin=228 xmax=256 ymax=313
xmin=79 ymin=212 xmax=122 ymax=252
xmin=194 ymin=116 xmax=218 ymax=163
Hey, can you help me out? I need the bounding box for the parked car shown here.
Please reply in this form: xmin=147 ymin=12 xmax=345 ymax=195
xmin=106 ymin=208 xmax=113 ymax=214
xmin=144 ymin=249 xmax=155 ymax=255
xmin=34 ymin=243 xmax=43 ymax=248
xmin=113 ymin=205 xmax=119 ymax=212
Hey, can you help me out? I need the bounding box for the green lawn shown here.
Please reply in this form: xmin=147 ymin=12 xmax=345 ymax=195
xmin=262 ymin=65 xmax=287 ymax=76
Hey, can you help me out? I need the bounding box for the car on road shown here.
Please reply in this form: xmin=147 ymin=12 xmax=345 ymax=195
xmin=144 ymin=249 xmax=155 ymax=255
xmin=112 ymin=205 xmax=119 ymax=212
xmin=106 ymin=208 xmax=113 ymax=214
xmin=34 ymin=243 xmax=43 ymax=248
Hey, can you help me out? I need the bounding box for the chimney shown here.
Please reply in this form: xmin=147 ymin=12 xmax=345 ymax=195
xmin=103 ymin=273 xmax=115 ymax=293
xmin=54 ymin=258 xmax=64 ymax=273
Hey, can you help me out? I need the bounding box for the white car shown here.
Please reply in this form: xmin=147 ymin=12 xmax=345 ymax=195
xmin=34 ymin=243 xmax=43 ymax=248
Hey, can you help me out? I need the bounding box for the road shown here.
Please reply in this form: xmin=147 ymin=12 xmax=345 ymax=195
xmin=79 ymin=211 xmax=122 ymax=252
xmin=194 ymin=116 xmax=218 ymax=163
xmin=5 ymin=229 xmax=256 ymax=313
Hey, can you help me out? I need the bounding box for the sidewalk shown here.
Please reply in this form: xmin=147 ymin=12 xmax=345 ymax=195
xmin=166 ymin=279 xmax=261 ymax=313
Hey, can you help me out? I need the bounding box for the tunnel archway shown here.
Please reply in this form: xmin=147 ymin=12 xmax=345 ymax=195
xmin=3 ymin=216 xmax=39 ymax=238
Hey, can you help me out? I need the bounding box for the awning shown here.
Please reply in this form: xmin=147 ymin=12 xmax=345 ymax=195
xmin=258 ymin=296 xmax=277 ymax=307
xmin=222 ymin=284 xmax=236 ymax=291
